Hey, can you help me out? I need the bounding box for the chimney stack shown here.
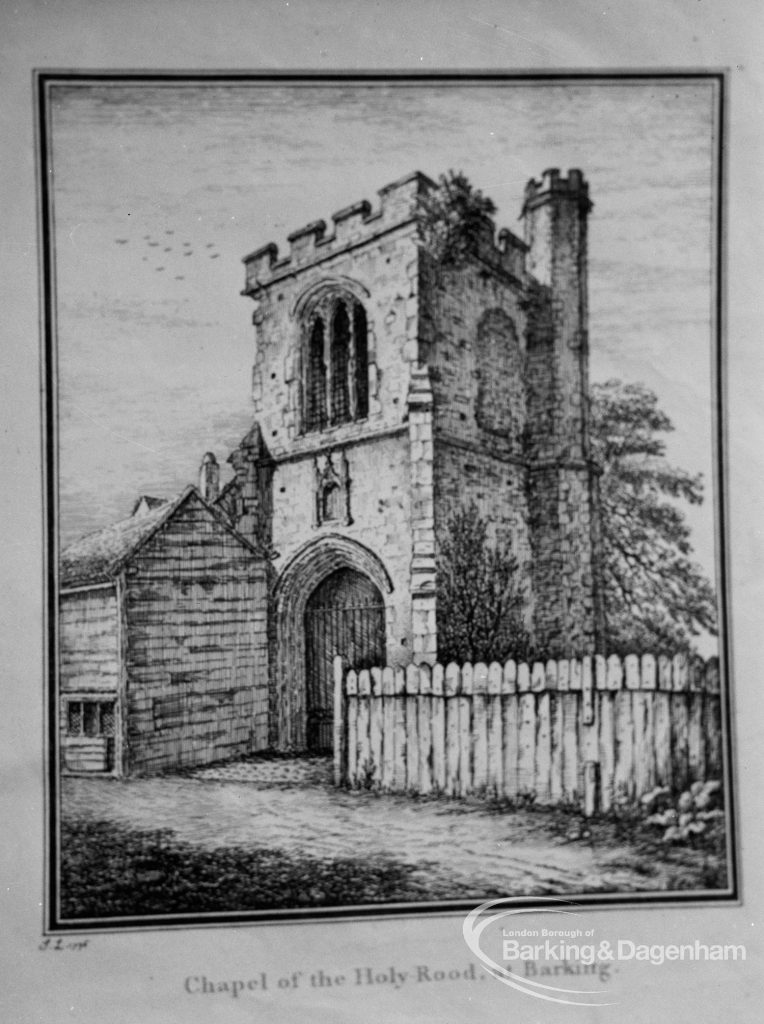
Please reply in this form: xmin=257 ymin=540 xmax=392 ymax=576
xmin=199 ymin=452 xmax=220 ymax=502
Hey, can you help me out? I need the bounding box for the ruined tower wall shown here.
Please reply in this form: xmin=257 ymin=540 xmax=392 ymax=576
xmin=417 ymin=252 xmax=535 ymax=629
xmin=240 ymin=173 xmax=437 ymax=671
xmin=245 ymin=239 xmax=418 ymax=454
xmin=522 ymin=169 xmax=604 ymax=654
xmin=270 ymin=434 xmax=414 ymax=664
xmin=236 ymin=167 xmax=603 ymax=749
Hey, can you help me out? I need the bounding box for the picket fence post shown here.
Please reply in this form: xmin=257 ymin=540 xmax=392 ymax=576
xmin=334 ymin=651 xmax=723 ymax=811
xmin=333 ymin=656 xmax=344 ymax=787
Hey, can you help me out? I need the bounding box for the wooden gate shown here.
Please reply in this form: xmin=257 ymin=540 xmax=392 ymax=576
xmin=304 ymin=568 xmax=385 ymax=752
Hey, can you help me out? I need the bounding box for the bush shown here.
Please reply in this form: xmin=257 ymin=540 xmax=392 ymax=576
xmin=416 ymin=170 xmax=497 ymax=264
xmin=437 ymin=502 xmax=532 ymax=666
xmin=641 ymin=779 xmax=725 ymax=849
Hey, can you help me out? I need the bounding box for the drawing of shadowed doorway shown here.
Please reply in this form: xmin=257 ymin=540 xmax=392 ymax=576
xmin=272 ymin=535 xmax=394 ymax=752
xmin=304 ymin=568 xmax=386 ymax=752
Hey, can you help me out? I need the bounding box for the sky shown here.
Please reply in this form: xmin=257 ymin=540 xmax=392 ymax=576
xmin=48 ymin=78 xmax=719 ymax=607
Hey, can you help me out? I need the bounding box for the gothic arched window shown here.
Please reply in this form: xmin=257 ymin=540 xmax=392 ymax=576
xmin=302 ymin=294 xmax=369 ymax=433
xmin=331 ymin=303 xmax=351 ymax=425
xmin=354 ymin=303 xmax=369 ymax=419
xmin=305 ymin=317 xmax=327 ymax=431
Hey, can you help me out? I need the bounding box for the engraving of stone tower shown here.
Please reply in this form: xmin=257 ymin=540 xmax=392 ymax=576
xmin=222 ymin=169 xmax=603 ymax=751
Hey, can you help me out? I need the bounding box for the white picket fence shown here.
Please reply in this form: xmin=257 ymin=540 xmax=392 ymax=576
xmin=332 ymin=653 xmax=722 ymax=814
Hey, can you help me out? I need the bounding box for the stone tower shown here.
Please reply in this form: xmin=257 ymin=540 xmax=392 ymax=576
xmin=521 ymin=169 xmax=605 ymax=653
xmin=225 ymin=169 xmax=603 ymax=751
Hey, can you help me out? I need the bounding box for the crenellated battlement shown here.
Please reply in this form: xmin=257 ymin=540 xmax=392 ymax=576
xmin=468 ymin=217 xmax=529 ymax=280
xmin=242 ymin=171 xmax=436 ymax=292
xmin=242 ymin=169 xmax=534 ymax=293
xmin=522 ymin=167 xmax=592 ymax=214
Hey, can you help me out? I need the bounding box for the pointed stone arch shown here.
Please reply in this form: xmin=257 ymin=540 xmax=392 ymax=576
xmin=292 ymin=276 xmax=375 ymax=433
xmin=271 ymin=535 xmax=393 ymax=749
xmin=291 ymin=275 xmax=371 ymax=320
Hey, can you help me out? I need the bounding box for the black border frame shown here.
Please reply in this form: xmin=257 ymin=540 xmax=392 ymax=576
xmin=37 ymin=70 xmax=737 ymax=934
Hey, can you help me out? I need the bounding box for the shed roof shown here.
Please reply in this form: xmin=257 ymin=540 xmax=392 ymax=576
xmin=60 ymin=486 xmax=261 ymax=590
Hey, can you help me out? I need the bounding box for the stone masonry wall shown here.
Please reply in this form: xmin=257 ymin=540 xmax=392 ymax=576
xmin=418 ymin=253 xmax=536 ymax=637
xmin=434 ymin=442 xmax=534 ymax=618
xmin=523 ymin=173 xmax=592 ymax=466
xmin=243 ymin=175 xmax=427 ymax=460
xmin=527 ymin=464 xmax=600 ymax=656
xmin=419 ymin=255 xmax=529 ymax=458
xmin=522 ymin=170 xmax=603 ymax=652
xmin=407 ymin=364 xmax=437 ymax=663
xmin=240 ymin=173 xmax=435 ymax=748
xmin=271 ymin=431 xmax=413 ymax=666
xmin=241 ymin=174 xmax=431 ymax=689
xmin=238 ymin=168 xmax=602 ymax=708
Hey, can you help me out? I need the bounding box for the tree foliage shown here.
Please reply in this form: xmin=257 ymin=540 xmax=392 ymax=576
xmin=436 ymin=384 xmax=717 ymax=663
xmin=591 ymin=379 xmax=718 ymax=654
xmin=416 ymin=170 xmax=497 ymax=264
xmin=437 ymin=503 xmax=531 ymax=666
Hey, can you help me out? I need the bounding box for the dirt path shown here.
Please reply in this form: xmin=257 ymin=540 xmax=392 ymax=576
xmin=62 ymin=757 xmax=673 ymax=898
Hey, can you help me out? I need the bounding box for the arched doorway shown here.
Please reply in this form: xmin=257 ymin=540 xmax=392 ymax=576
xmin=273 ymin=535 xmax=393 ymax=751
xmin=304 ymin=568 xmax=386 ymax=751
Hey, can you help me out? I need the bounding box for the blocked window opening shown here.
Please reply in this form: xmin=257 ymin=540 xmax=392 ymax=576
xmin=474 ymin=309 xmax=525 ymax=443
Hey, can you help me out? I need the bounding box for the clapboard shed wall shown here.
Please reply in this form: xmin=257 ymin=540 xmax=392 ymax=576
xmin=59 ymin=585 xmax=121 ymax=774
xmin=123 ymin=496 xmax=269 ymax=775
xmin=59 ymin=487 xmax=270 ymax=776
xmin=60 ymin=586 xmax=119 ymax=693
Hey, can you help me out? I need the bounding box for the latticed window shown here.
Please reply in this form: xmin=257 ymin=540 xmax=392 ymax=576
xmin=101 ymin=703 xmax=116 ymax=735
xmin=67 ymin=702 xmax=82 ymax=736
xmin=66 ymin=700 xmax=115 ymax=737
xmin=303 ymin=294 xmax=369 ymax=432
xmin=305 ymin=318 xmax=327 ymax=431
xmin=354 ymin=303 xmax=369 ymax=419
xmin=331 ymin=303 xmax=351 ymax=425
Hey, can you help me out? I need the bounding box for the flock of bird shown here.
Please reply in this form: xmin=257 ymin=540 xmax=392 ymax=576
xmin=113 ymin=230 xmax=221 ymax=279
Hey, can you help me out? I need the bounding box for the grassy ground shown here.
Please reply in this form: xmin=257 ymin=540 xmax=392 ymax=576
xmin=60 ymin=818 xmax=445 ymax=918
xmin=483 ymin=797 xmax=729 ymax=892
xmin=60 ymin=758 xmax=729 ymax=918
xmin=589 ymin=810 xmax=728 ymax=891
xmin=60 ymin=798 xmax=728 ymax=919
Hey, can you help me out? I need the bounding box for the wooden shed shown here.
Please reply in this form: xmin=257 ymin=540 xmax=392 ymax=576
xmin=59 ymin=486 xmax=269 ymax=776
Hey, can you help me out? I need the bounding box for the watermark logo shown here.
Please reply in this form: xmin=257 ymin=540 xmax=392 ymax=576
xmin=463 ymin=897 xmax=616 ymax=1007
xmin=463 ymin=897 xmax=747 ymax=1007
